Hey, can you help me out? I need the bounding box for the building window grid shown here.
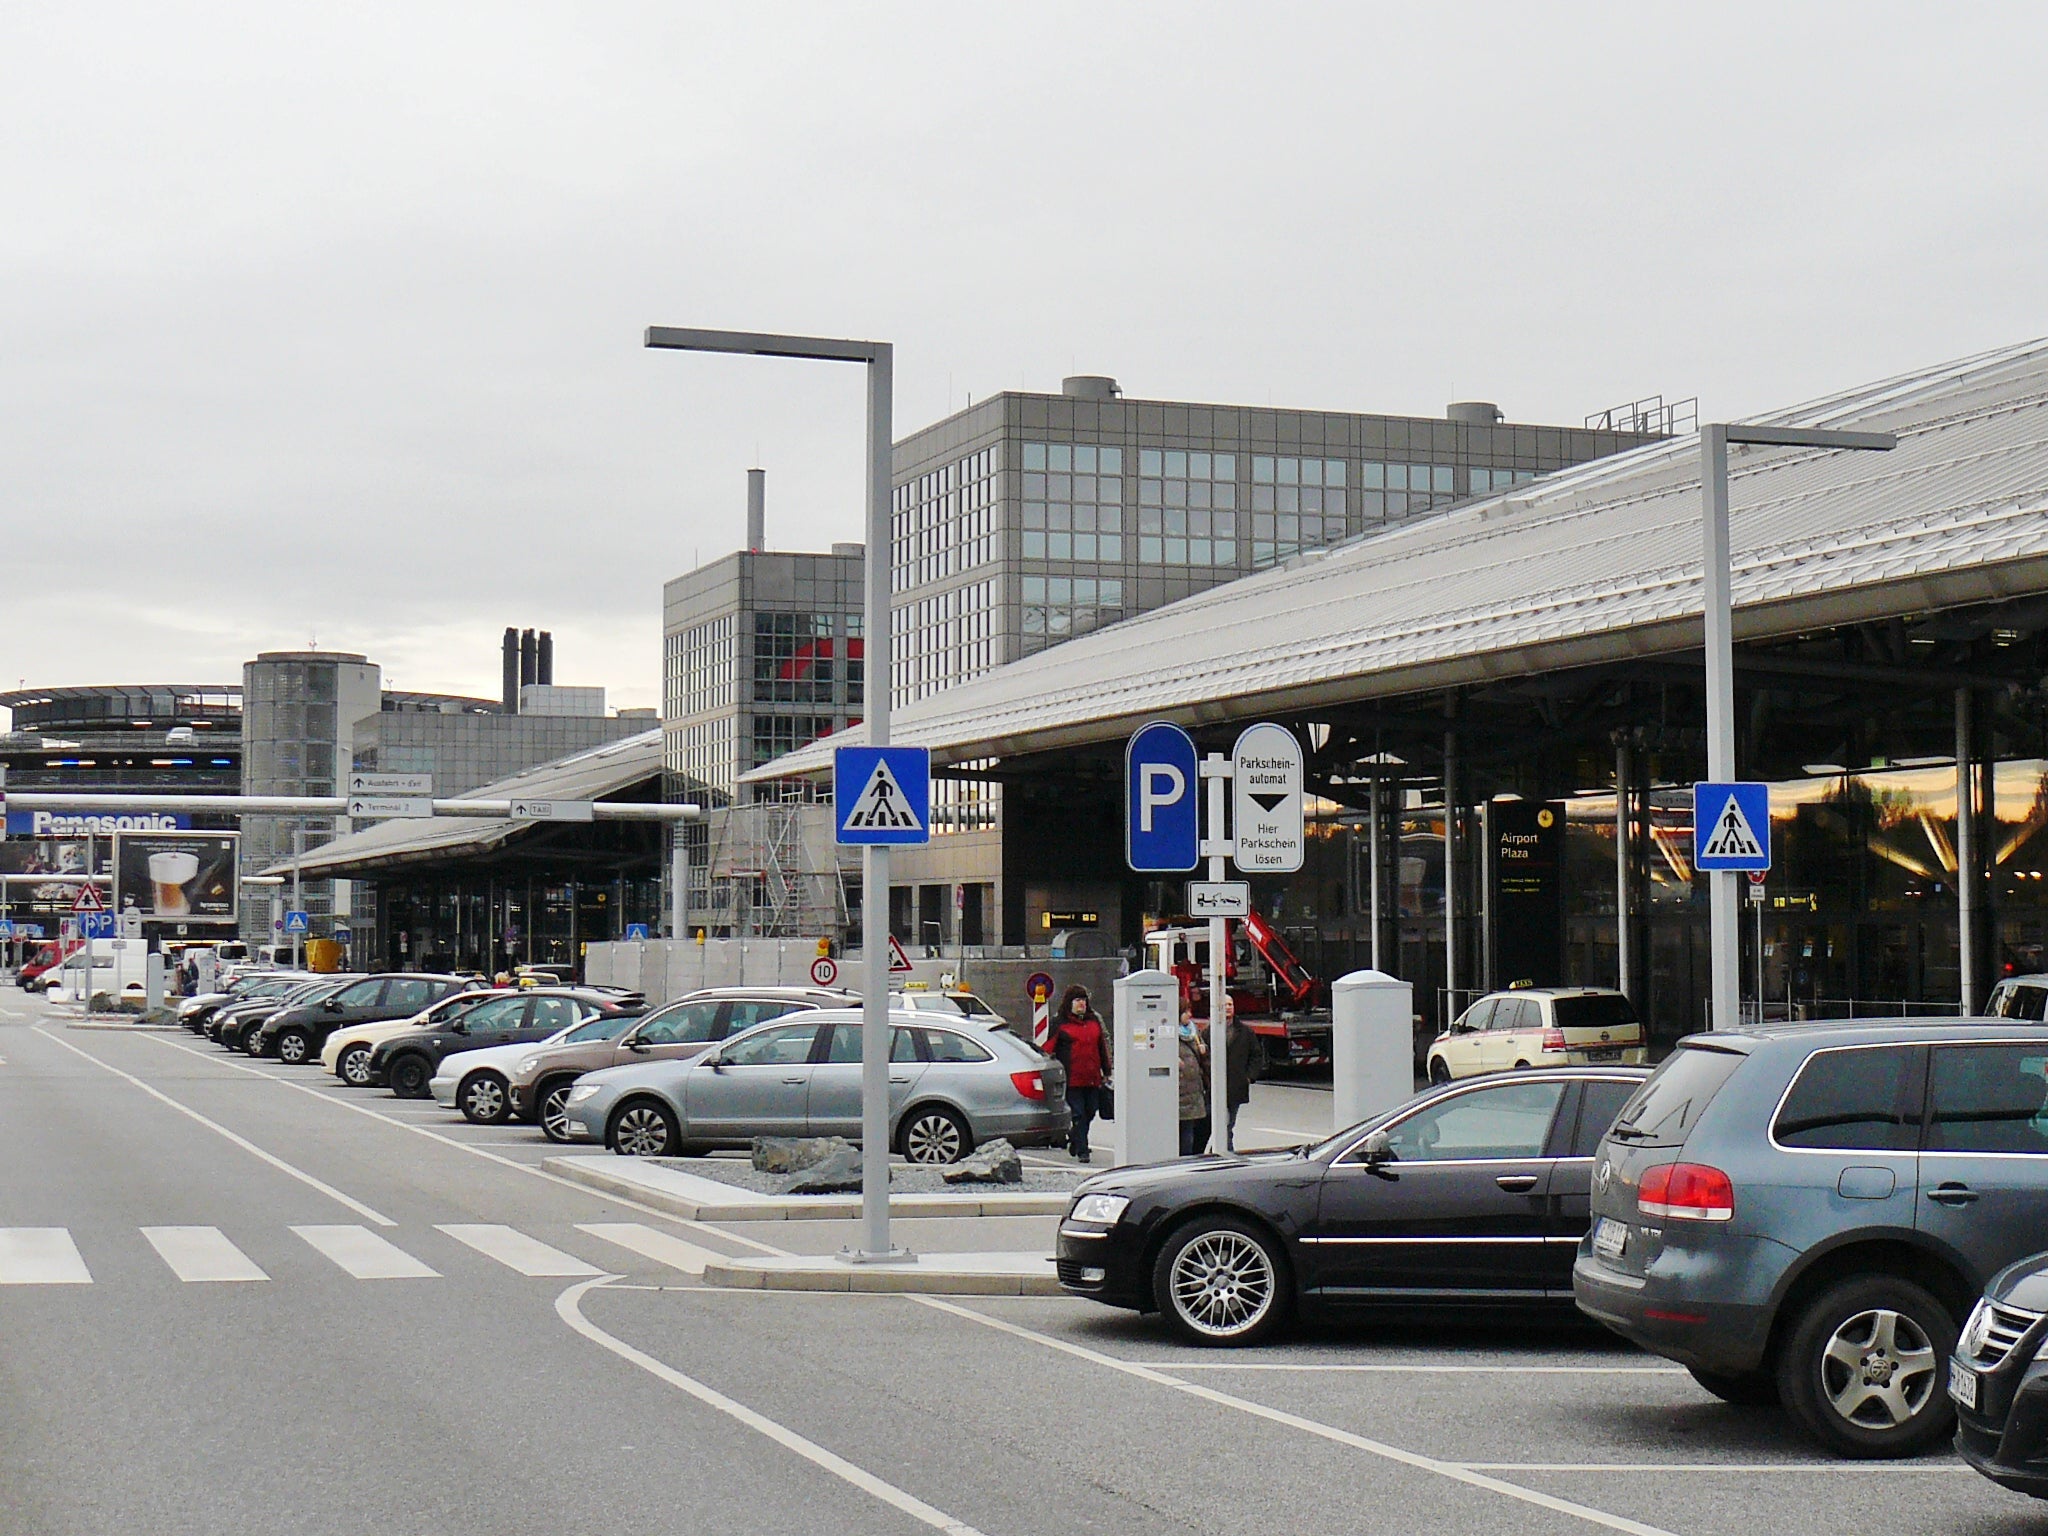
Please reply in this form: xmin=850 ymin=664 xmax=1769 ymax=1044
xmin=752 ymin=612 xmax=837 ymax=705
xmin=891 ymin=579 xmax=995 ymax=705
xmin=1248 ymin=455 xmax=1350 ymax=567
xmin=893 ymin=448 xmax=997 ymax=592
xmin=1021 ymin=574 xmax=1125 ymax=652
xmin=1357 ymin=461 xmax=1462 ymax=527
xmin=1137 ymin=449 xmax=1237 ymax=567
xmin=750 ymin=714 xmax=835 ymax=769
xmin=667 ymin=615 xmax=735 ymax=718
xmin=1021 ymin=442 xmax=1124 ymax=563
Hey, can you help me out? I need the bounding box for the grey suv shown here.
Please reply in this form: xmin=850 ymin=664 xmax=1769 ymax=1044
xmin=1574 ymin=1021 xmax=2048 ymax=1457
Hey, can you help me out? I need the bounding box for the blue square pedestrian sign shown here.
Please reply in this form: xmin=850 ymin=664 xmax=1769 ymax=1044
xmin=283 ymin=910 xmax=311 ymax=934
xmin=1694 ymin=781 xmax=1771 ymax=872
xmin=625 ymin=923 xmax=651 ymax=940
xmin=834 ymin=746 xmax=931 ymax=846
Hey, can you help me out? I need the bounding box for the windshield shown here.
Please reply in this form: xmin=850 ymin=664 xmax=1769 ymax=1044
xmin=1609 ymin=1044 xmax=1747 ymax=1145
xmin=561 ymin=1013 xmax=633 ymax=1044
xmin=1552 ymin=994 xmax=1638 ymax=1029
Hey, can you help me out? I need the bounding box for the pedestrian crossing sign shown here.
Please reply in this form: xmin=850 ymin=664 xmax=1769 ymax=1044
xmin=833 ymin=746 xmax=931 ymax=846
xmin=1693 ymin=781 xmax=1771 ymax=871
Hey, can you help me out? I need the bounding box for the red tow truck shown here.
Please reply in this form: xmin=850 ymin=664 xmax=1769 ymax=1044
xmin=15 ymin=938 xmax=84 ymax=993
xmin=1144 ymin=908 xmax=1331 ymax=1071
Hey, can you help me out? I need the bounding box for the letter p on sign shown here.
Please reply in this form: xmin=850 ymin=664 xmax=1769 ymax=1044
xmin=1125 ymin=722 xmax=1199 ymax=872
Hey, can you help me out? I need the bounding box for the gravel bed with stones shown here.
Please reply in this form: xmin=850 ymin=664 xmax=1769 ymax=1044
xmin=653 ymin=1156 xmax=1089 ymax=1196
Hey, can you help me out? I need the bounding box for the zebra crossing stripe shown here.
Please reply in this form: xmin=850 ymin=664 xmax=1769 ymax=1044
xmin=292 ymin=1224 xmax=440 ymax=1280
xmin=576 ymin=1223 xmax=726 ymax=1277
xmin=436 ymin=1224 xmax=602 ymax=1278
xmin=142 ymin=1226 xmax=268 ymax=1282
xmin=0 ymin=1228 xmax=93 ymax=1285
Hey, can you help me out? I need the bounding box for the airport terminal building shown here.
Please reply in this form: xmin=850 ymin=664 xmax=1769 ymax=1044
xmin=757 ymin=341 xmax=2048 ymax=1047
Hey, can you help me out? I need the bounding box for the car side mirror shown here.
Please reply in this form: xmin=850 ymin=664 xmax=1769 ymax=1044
xmin=1359 ymin=1128 xmax=1393 ymax=1166
xmin=706 ymin=1054 xmax=726 ymax=1072
xmin=448 ymin=1020 xmax=466 ymax=1034
xmin=626 ymin=1035 xmax=648 ymax=1053
xmin=323 ymin=999 xmax=342 ymax=1012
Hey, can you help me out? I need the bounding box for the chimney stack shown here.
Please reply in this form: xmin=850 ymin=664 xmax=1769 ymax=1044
xmin=501 ymin=628 xmax=519 ymax=713
xmin=746 ymin=468 xmax=766 ymax=553
xmin=536 ymin=630 xmax=554 ymax=685
xmin=519 ymin=629 xmax=538 ymax=698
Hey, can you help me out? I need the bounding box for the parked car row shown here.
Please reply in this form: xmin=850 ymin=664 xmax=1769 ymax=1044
xmin=182 ymin=972 xmax=1070 ymax=1165
xmin=1058 ymin=1012 xmax=2048 ymax=1496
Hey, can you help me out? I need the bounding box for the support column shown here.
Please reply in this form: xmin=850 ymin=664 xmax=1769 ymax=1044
xmin=1444 ymin=725 xmax=1460 ymax=1010
xmin=1368 ymin=776 xmax=1383 ymax=972
xmin=1616 ymin=740 xmax=1634 ymax=1001
xmin=1957 ymin=689 xmax=1978 ymax=1014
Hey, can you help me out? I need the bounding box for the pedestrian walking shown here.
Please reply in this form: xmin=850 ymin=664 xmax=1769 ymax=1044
xmin=1177 ymin=1007 xmax=1208 ymax=1156
xmin=1047 ymin=984 xmax=1112 ymax=1163
xmin=1223 ymin=995 xmax=1256 ymax=1152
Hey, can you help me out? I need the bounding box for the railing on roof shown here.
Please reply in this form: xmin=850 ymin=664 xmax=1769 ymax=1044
xmin=1585 ymin=395 xmax=1698 ymax=437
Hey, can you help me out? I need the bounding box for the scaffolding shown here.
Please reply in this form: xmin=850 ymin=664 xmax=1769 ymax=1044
xmin=706 ymin=800 xmax=850 ymax=939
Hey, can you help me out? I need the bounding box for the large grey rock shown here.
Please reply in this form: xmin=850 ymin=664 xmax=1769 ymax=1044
xmin=777 ymin=1144 xmax=868 ymax=1194
xmin=752 ymin=1135 xmax=854 ymax=1175
xmin=940 ymin=1138 xmax=1023 ymax=1185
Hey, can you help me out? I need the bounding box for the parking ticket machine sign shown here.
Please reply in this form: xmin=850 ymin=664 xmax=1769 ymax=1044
xmin=1126 ymin=723 xmax=1198 ymax=872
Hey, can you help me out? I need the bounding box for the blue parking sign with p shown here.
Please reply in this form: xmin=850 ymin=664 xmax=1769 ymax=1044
xmin=1126 ymin=722 xmax=1199 ymax=872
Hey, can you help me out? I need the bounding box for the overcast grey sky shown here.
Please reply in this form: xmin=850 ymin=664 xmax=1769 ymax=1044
xmin=5 ymin=2 xmax=2044 ymax=722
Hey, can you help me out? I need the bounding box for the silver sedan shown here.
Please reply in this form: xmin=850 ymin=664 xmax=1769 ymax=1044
xmin=560 ymin=1008 xmax=1069 ymax=1162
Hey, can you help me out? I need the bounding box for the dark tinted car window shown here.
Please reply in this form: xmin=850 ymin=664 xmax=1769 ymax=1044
xmin=527 ymin=997 xmax=583 ymax=1033
xmin=1553 ymin=995 xmax=1639 ymax=1029
xmin=923 ymin=1028 xmax=994 ymax=1063
xmin=384 ymin=978 xmax=436 ymax=1013
xmin=1774 ymin=1046 xmax=1917 ymax=1151
xmin=637 ymin=1002 xmax=722 ymax=1045
xmin=726 ymin=1000 xmax=808 ymax=1033
xmin=461 ymin=997 xmax=528 ymax=1029
xmin=1573 ymin=1079 xmax=1641 ymax=1156
xmin=1457 ymin=999 xmax=1496 ymax=1033
xmin=333 ymin=979 xmax=386 ymax=1007
xmin=721 ymin=1022 xmax=821 ymax=1068
xmin=1927 ymin=1044 xmax=2048 ymax=1154
xmin=824 ymin=1024 xmax=918 ymax=1064
xmin=1380 ymin=1080 xmax=1565 ymax=1162
xmin=1610 ymin=1045 xmax=1747 ymax=1146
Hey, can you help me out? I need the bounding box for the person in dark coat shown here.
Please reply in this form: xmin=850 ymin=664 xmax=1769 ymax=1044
xmin=1208 ymin=996 xmax=1256 ymax=1153
xmin=1177 ymin=1004 xmax=1209 ymax=1156
xmin=1046 ymin=984 xmax=1113 ymax=1162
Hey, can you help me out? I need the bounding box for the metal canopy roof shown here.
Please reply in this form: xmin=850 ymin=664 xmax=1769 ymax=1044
xmin=749 ymin=338 xmax=2048 ymax=780
xmin=268 ymin=729 xmax=665 ymax=878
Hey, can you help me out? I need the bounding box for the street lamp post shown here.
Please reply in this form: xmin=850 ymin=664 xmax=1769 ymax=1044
xmin=644 ymin=325 xmax=903 ymax=1261
xmin=1702 ymin=423 xmax=1894 ymax=1030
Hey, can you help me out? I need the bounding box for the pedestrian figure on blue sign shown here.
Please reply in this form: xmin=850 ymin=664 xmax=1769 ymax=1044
xmin=1046 ymin=985 xmax=1112 ymax=1163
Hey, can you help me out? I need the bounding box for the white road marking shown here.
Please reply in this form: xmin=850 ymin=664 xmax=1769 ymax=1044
xmin=141 ymin=1226 xmax=268 ymax=1282
xmin=914 ymin=1296 xmax=1678 ymax=1536
xmin=576 ymin=1222 xmax=729 ymax=1277
xmin=557 ymin=1277 xmax=987 ymax=1535
xmin=33 ymin=1027 xmax=396 ymax=1226
xmin=1142 ymin=1361 xmax=1685 ymax=1374
xmin=1459 ymin=1461 xmax=1970 ymax=1473
xmin=140 ymin=1033 xmax=785 ymax=1255
xmin=293 ymin=1225 xmax=440 ymax=1280
xmin=437 ymin=1223 xmax=601 ymax=1277
xmin=0 ymin=1228 xmax=93 ymax=1285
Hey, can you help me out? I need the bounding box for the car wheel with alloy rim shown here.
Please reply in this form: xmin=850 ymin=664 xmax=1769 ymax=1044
xmin=1152 ymin=1215 xmax=1291 ymax=1346
xmin=338 ymin=1045 xmax=375 ymax=1086
xmin=274 ymin=1028 xmax=312 ymax=1065
xmin=458 ymin=1071 xmax=510 ymax=1125
xmin=536 ymin=1079 xmax=577 ymax=1143
xmin=1776 ymin=1274 xmax=1957 ymax=1457
xmin=899 ymin=1105 xmax=972 ymax=1164
xmin=609 ymin=1099 xmax=679 ymax=1158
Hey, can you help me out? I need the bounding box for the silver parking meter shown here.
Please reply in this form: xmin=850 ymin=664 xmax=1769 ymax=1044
xmin=1112 ymin=968 xmax=1180 ymax=1166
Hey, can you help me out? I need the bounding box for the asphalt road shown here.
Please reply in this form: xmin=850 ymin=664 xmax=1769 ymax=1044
xmin=1 ymin=990 xmax=2039 ymax=1536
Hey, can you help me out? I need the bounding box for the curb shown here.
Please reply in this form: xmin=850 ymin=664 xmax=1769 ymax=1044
xmin=542 ymin=1156 xmax=1073 ymax=1222
xmin=701 ymin=1256 xmax=1063 ymax=1296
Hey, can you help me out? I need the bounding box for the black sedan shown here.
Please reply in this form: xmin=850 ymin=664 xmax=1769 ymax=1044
xmin=1056 ymin=1066 xmax=1648 ymax=1345
xmin=1953 ymin=1253 xmax=2048 ymax=1497
xmin=370 ymin=988 xmax=644 ymax=1098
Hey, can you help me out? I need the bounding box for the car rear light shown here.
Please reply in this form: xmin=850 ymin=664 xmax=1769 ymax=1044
xmin=1541 ymin=1027 xmax=1567 ymax=1052
xmin=1638 ymin=1161 xmax=1735 ymax=1222
xmin=1010 ymin=1070 xmax=1047 ymax=1102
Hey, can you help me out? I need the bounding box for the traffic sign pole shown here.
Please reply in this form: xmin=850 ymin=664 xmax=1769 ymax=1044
xmin=1201 ymin=752 xmax=1231 ymax=1156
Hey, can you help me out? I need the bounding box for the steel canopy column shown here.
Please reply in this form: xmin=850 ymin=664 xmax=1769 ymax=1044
xmin=1616 ymin=740 xmax=1633 ymax=1001
xmin=1443 ymin=720 xmax=1460 ymax=1013
xmin=1957 ymin=688 xmax=1978 ymax=1014
xmin=1368 ymin=776 xmax=1383 ymax=972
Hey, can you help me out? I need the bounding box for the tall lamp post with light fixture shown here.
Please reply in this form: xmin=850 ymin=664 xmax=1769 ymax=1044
xmin=1701 ymin=423 xmax=1894 ymax=1030
xmin=642 ymin=326 xmax=903 ymax=1261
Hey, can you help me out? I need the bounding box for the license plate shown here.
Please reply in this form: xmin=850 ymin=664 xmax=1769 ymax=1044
xmin=1950 ymin=1363 xmax=1978 ymax=1409
xmin=1584 ymin=1046 xmax=1623 ymax=1062
xmin=1593 ymin=1217 xmax=1629 ymax=1262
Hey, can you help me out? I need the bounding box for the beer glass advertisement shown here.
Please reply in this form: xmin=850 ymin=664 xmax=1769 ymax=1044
xmin=111 ymin=831 xmax=240 ymax=925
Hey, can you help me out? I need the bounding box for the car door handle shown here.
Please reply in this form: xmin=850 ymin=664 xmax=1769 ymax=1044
xmin=890 ymin=1075 xmax=912 ymax=1084
xmin=1495 ymin=1175 xmax=1540 ymax=1193
xmin=782 ymin=1075 xmax=807 ymax=1084
xmin=1928 ymin=1183 xmax=1980 ymax=1206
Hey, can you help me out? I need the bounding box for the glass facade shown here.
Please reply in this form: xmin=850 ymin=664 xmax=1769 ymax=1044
xmin=1022 ymin=442 xmax=1123 ymax=562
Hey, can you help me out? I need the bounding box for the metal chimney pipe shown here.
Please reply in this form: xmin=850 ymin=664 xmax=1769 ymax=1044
xmin=501 ymin=628 xmax=520 ymax=713
xmin=536 ymin=630 xmax=554 ymax=685
xmin=520 ymin=629 xmax=538 ymax=690
xmin=746 ymin=468 xmax=766 ymax=552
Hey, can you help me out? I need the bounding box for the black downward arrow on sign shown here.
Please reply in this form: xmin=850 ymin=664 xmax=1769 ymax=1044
xmin=1250 ymin=792 xmax=1289 ymax=812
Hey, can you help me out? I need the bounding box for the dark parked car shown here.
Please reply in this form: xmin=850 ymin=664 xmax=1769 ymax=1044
xmin=216 ymin=977 xmax=363 ymax=1052
xmin=1953 ymin=1251 xmax=2048 ymax=1498
xmin=1574 ymin=1021 xmax=2048 ymax=1458
xmin=180 ymin=973 xmax=312 ymax=1034
xmin=370 ymin=988 xmax=644 ymax=1099
xmin=1057 ymin=1066 xmax=1648 ymax=1344
xmin=250 ymin=972 xmax=476 ymax=1062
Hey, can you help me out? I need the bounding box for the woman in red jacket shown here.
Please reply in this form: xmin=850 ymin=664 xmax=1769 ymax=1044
xmin=1046 ymin=984 xmax=1113 ymax=1163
